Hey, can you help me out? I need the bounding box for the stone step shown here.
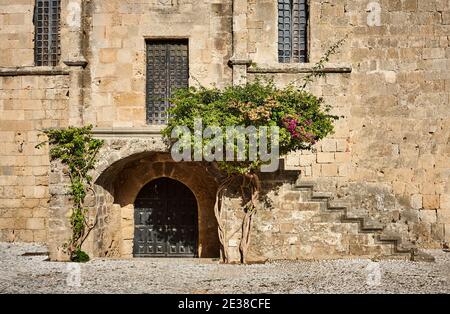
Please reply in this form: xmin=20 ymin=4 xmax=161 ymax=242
xmin=294 ymin=180 xmax=315 ymax=189
xmin=293 ymin=202 xmax=322 ymax=211
xmin=283 ymin=191 xmax=302 ymax=202
xmin=287 ymin=180 xmax=435 ymax=262
xmin=311 ymin=192 xmax=333 ymax=200
xmin=361 ymin=218 xmax=384 ymax=231
xmin=379 ymin=231 xmax=402 ymax=242
xmin=327 ymin=201 xmax=350 ymax=210
xmin=411 ymin=250 xmax=436 ymax=262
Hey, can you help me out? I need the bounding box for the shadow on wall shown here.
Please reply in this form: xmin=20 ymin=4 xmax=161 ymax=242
xmin=91 ymin=152 xmax=222 ymax=258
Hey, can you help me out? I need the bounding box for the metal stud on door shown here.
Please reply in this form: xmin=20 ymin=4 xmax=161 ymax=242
xmin=133 ymin=178 xmax=198 ymax=257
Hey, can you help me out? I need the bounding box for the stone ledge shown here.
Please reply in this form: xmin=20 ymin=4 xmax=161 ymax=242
xmin=247 ymin=63 xmax=352 ymax=74
xmin=92 ymin=127 xmax=164 ymax=138
xmin=0 ymin=66 xmax=70 ymax=77
xmin=228 ymin=58 xmax=253 ymax=66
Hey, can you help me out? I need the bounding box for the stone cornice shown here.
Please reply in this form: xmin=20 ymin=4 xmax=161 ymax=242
xmin=228 ymin=58 xmax=253 ymax=66
xmin=0 ymin=66 xmax=70 ymax=77
xmin=247 ymin=63 xmax=353 ymax=74
xmin=63 ymin=60 xmax=88 ymax=68
xmin=92 ymin=127 xmax=164 ymax=138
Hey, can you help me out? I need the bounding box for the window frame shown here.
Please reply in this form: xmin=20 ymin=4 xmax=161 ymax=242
xmin=278 ymin=0 xmax=309 ymax=63
xmin=34 ymin=0 xmax=62 ymax=67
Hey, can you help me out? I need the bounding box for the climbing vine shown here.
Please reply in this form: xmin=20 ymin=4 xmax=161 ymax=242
xmin=37 ymin=125 xmax=104 ymax=262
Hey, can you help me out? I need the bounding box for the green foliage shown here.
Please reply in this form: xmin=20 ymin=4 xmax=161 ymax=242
xmin=36 ymin=125 xmax=104 ymax=262
xmin=71 ymin=249 xmax=90 ymax=263
xmin=162 ymin=80 xmax=338 ymax=175
xmin=300 ymin=35 xmax=348 ymax=89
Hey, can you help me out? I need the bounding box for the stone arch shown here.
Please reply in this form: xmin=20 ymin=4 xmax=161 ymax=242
xmin=91 ymin=137 xmax=168 ymax=184
xmin=90 ymin=150 xmax=220 ymax=259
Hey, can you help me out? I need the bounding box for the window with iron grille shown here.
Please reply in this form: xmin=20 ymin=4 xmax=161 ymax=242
xmin=278 ymin=0 xmax=308 ymax=63
xmin=146 ymin=40 xmax=189 ymax=125
xmin=34 ymin=0 xmax=61 ymax=66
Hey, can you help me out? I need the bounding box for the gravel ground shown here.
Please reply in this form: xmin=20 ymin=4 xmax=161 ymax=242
xmin=0 ymin=242 xmax=449 ymax=294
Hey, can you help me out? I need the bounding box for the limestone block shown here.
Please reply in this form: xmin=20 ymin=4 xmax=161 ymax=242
xmin=321 ymin=164 xmax=339 ymax=177
xmin=33 ymin=230 xmax=47 ymax=242
xmin=285 ymin=154 xmax=300 ymax=166
xmin=17 ymin=230 xmax=34 ymax=242
xmin=335 ymin=152 xmax=351 ymax=163
xmin=320 ymin=139 xmax=337 ymax=152
xmin=423 ymin=48 xmax=445 ymax=60
xmin=411 ymin=194 xmax=423 ymax=209
xmin=299 ymin=154 xmax=315 ymax=166
xmin=437 ymin=210 xmax=450 ymax=224
xmin=317 ymin=152 xmax=335 ymax=164
xmin=419 ymin=210 xmax=437 ymax=224
xmin=334 ymin=139 xmax=347 ymax=152
xmin=440 ymin=194 xmax=450 ymax=210
xmin=26 ymin=218 xmax=45 ymax=230
xmin=423 ymin=194 xmax=440 ymax=210
xmin=0 ymin=218 xmax=15 ymax=229
xmin=402 ymin=0 xmax=418 ymax=12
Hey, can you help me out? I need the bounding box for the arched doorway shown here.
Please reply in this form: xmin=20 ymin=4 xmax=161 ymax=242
xmin=133 ymin=177 xmax=199 ymax=257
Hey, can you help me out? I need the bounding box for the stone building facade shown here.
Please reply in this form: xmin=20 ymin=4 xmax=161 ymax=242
xmin=0 ymin=0 xmax=449 ymax=262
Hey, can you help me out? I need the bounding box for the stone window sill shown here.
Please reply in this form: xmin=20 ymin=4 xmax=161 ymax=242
xmin=247 ymin=63 xmax=352 ymax=74
xmin=0 ymin=66 xmax=70 ymax=77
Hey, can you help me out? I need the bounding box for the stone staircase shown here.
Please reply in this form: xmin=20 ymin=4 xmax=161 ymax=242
xmin=292 ymin=180 xmax=435 ymax=262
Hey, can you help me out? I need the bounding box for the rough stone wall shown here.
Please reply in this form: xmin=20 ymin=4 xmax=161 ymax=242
xmin=246 ymin=0 xmax=450 ymax=248
xmin=83 ymin=0 xmax=233 ymax=128
xmin=0 ymin=74 xmax=70 ymax=243
xmin=0 ymin=0 xmax=35 ymax=67
xmin=1 ymin=0 xmax=449 ymax=259
xmin=224 ymin=183 xmax=393 ymax=263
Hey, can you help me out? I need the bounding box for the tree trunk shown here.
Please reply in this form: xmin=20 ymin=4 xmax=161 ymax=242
xmin=214 ymin=173 xmax=260 ymax=264
xmin=238 ymin=173 xmax=260 ymax=264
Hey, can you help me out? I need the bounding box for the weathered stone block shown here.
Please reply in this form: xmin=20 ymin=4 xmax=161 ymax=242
xmin=321 ymin=164 xmax=339 ymax=177
xmin=419 ymin=210 xmax=437 ymax=224
xmin=33 ymin=230 xmax=47 ymax=242
xmin=423 ymin=48 xmax=445 ymax=60
xmin=320 ymin=139 xmax=337 ymax=152
xmin=26 ymin=218 xmax=45 ymax=230
xmin=437 ymin=210 xmax=450 ymax=224
xmin=440 ymin=194 xmax=450 ymax=210
xmin=317 ymin=153 xmax=335 ymax=164
xmin=423 ymin=194 xmax=440 ymax=210
xmin=411 ymin=194 xmax=423 ymax=209
xmin=299 ymin=154 xmax=315 ymax=166
xmin=294 ymin=202 xmax=320 ymax=211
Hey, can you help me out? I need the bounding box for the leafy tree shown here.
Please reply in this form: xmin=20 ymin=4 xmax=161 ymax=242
xmin=163 ymin=39 xmax=346 ymax=263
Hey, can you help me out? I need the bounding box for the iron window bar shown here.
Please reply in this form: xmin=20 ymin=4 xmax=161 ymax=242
xmin=278 ymin=0 xmax=308 ymax=63
xmin=146 ymin=40 xmax=189 ymax=125
xmin=34 ymin=0 xmax=61 ymax=66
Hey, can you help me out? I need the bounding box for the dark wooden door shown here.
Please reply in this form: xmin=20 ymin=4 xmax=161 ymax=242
xmin=146 ymin=39 xmax=189 ymax=125
xmin=133 ymin=178 xmax=198 ymax=257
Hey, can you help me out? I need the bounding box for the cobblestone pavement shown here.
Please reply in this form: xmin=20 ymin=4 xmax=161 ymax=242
xmin=0 ymin=243 xmax=448 ymax=294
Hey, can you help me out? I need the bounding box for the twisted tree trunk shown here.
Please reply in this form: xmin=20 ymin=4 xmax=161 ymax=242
xmin=239 ymin=173 xmax=260 ymax=264
xmin=214 ymin=175 xmax=236 ymax=263
xmin=214 ymin=172 xmax=260 ymax=264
